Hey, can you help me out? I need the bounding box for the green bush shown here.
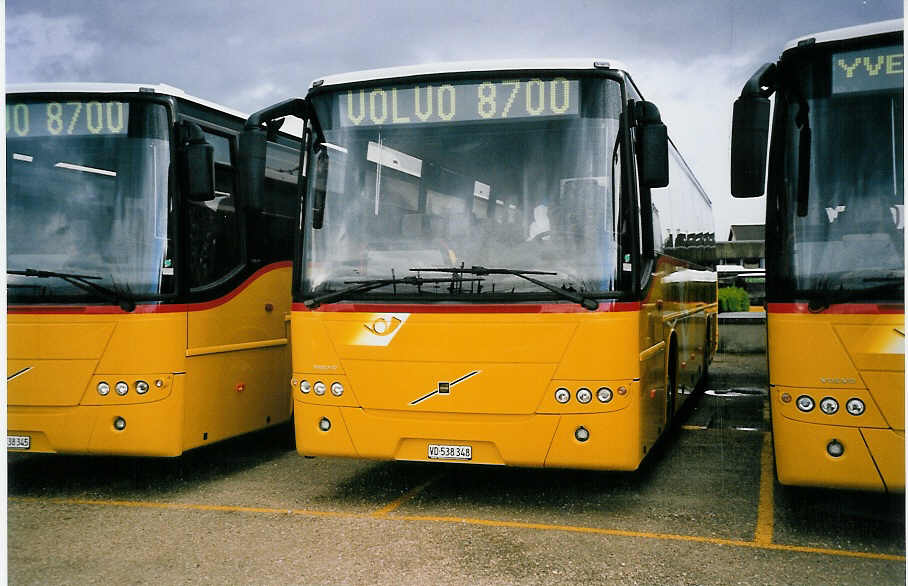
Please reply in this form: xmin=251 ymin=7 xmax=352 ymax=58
xmin=718 ymin=286 xmax=750 ymax=312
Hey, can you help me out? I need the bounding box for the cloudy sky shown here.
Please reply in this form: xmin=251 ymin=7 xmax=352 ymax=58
xmin=6 ymin=0 xmax=902 ymax=237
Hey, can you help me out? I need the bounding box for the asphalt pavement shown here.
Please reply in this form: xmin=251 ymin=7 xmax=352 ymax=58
xmin=6 ymin=352 xmax=905 ymax=585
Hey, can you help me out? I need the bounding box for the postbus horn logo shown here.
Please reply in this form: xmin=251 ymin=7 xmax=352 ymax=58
xmin=409 ymin=370 xmax=481 ymax=405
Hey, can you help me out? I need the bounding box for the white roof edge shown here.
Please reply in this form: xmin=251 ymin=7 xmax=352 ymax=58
xmin=783 ymin=18 xmax=903 ymax=51
xmin=310 ymin=59 xmax=628 ymax=90
xmin=6 ymin=82 xmax=248 ymax=120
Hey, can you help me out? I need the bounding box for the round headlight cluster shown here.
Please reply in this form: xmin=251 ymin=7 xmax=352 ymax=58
xmin=98 ymin=380 xmax=157 ymax=397
xmin=298 ymin=379 xmax=345 ymax=398
xmin=554 ymin=385 xmax=620 ymax=405
xmin=793 ymin=394 xmax=866 ymax=417
xmin=819 ymin=397 xmax=839 ymax=415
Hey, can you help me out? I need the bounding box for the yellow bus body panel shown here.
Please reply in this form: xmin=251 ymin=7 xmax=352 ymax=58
xmin=291 ymin=262 xmax=716 ymax=472
xmin=7 ymin=264 xmax=293 ymax=456
xmin=768 ymin=310 xmax=904 ymax=491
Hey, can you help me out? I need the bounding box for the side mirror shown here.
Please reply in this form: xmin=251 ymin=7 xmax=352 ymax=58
xmin=730 ymin=96 xmax=771 ymax=197
xmin=730 ymin=62 xmax=776 ymax=198
xmin=635 ymin=101 xmax=669 ymax=189
xmin=179 ymin=123 xmax=215 ymax=202
xmin=239 ymin=126 xmax=268 ymax=211
xmin=311 ymin=149 xmax=329 ymax=230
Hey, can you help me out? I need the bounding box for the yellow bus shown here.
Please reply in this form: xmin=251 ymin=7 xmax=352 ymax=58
xmin=242 ymin=60 xmax=716 ymax=470
xmin=731 ymin=20 xmax=904 ymax=491
xmin=7 ymin=83 xmax=298 ymax=456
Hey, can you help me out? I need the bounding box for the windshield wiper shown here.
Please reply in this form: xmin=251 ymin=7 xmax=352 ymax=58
xmin=806 ymin=279 xmax=903 ymax=312
xmin=410 ymin=265 xmax=599 ymax=311
xmin=8 ymin=268 xmax=137 ymax=312
xmin=303 ymin=275 xmax=483 ymax=309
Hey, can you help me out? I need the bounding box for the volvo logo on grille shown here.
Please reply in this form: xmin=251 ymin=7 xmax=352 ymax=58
xmin=820 ymin=377 xmax=857 ymax=384
xmin=409 ymin=370 xmax=480 ymax=405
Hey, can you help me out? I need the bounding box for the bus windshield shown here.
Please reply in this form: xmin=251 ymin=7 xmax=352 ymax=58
xmin=6 ymin=99 xmax=172 ymax=303
xmin=777 ymin=42 xmax=904 ymax=301
xmin=302 ymin=76 xmax=623 ymax=301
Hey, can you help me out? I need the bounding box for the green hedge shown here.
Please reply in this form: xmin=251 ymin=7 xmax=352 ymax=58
xmin=718 ymin=286 xmax=750 ymax=312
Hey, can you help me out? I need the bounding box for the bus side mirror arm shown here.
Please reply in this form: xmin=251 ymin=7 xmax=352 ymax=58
xmin=240 ymin=98 xmax=309 ymax=212
xmin=731 ymin=63 xmax=777 ymax=198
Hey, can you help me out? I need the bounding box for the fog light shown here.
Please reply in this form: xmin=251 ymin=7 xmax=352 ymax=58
xmin=135 ymin=380 xmax=149 ymax=395
xmin=796 ymin=395 xmax=815 ymax=412
xmin=845 ymin=398 xmax=865 ymax=416
xmin=314 ymin=381 xmax=326 ymax=396
xmin=576 ymin=387 xmax=592 ymax=404
xmin=97 ymin=382 xmax=110 ymax=396
xmin=827 ymin=439 xmax=844 ymax=457
xmin=574 ymin=426 xmax=590 ymax=442
xmin=331 ymin=382 xmax=344 ymax=397
xmin=115 ymin=381 xmax=129 ymax=396
xmin=597 ymin=387 xmax=613 ymax=403
xmin=819 ymin=397 xmax=839 ymax=415
xmin=300 ymin=380 xmax=311 ymax=394
xmin=113 ymin=417 xmax=126 ymax=431
xmin=318 ymin=417 xmax=331 ymax=432
xmin=555 ymin=388 xmax=570 ymax=404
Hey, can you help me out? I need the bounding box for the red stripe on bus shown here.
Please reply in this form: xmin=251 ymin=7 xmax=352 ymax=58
xmin=7 ymin=261 xmax=292 ymax=316
xmin=767 ymin=302 xmax=904 ymax=315
xmin=293 ymin=301 xmax=642 ymax=314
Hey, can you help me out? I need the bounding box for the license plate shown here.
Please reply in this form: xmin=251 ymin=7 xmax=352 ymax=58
xmin=8 ymin=435 xmax=30 ymax=450
xmin=428 ymin=444 xmax=471 ymax=460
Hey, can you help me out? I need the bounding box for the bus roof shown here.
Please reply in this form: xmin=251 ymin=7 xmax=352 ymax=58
xmin=7 ymin=82 xmax=248 ymax=120
xmin=783 ymin=18 xmax=903 ymax=51
xmin=310 ymin=59 xmax=629 ymax=90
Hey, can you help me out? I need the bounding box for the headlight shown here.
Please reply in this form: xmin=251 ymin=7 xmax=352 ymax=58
xmin=115 ymin=381 xmax=129 ymax=396
xmin=597 ymin=387 xmax=613 ymax=403
xmin=299 ymin=380 xmax=311 ymax=394
xmin=135 ymin=380 xmax=149 ymax=395
xmin=555 ymin=388 xmax=570 ymax=404
xmin=796 ymin=395 xmax=815 ymax=412
xmin=845 ymin=398 xmax=865 ymax=416
xmin=97 ymin=382 xmax=111 ymax=396
xmin=819 ymin=397 xmax=839 ymax=415
xmin=331 ymin=382 xmax=344 ymax=397
xmin=576 ymin=388 xmax=592 ymax=404
xmin=314 ymin=381 xmax=326 ymax=396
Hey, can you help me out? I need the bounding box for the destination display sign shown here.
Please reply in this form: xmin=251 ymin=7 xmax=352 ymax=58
xmin=832 ymin=45 xmax=903 ymax=94
xmin=337 ymin=78 xmax=580 ymax=127
xmin=6 ymin=101 xmax=129 ymax=137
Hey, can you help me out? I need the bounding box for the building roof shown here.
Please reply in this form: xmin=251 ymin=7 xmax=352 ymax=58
xmin=310 ymin=58 xmax=628 ymax=90
xmin=728 ymin=225 xmax=765 ymax=242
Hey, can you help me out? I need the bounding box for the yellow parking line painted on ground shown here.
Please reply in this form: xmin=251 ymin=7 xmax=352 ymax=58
xmin=373 ymin=473 xmax=443 ymax=516
xmin=755 ymin=431 xmax=775 ymax=545
xmin=8 ymin=496 xmax=904 ymax=562
xmin=394 ymin=514 xmax=905 ymax=562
